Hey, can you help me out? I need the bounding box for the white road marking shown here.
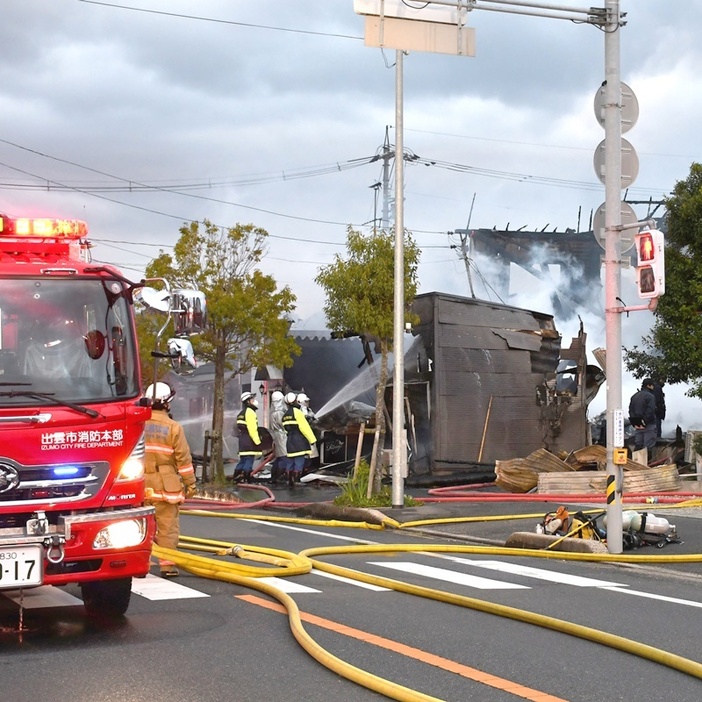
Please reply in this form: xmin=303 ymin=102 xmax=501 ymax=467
xmin=2 ymin=585 xmax=83 ymax=609
xmin=255 ymin=577 xmax=320 ymax=593
xmin=131 ymin=573 xmax=210 ymax=600
xmin=600 ymin=586 xmax=702 ymax=608
xmin=369 ymin=561 xmax=529 ymax=590
xmin=311 ymin=568 xmax=390 ymax=591
xmin=245 ymin=518 xmax=378 ymax=544
xmin=443 ymin=557 xmax=627 ymax=588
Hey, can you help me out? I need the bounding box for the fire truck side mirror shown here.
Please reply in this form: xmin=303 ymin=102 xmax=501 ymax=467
xmin=136 ymin=286 xmax=171 ymax=313
xmin=167 ymin=338 xmax=198 ymax=375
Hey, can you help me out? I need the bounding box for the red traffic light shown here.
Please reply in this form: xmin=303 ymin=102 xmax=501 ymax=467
xmin=638 ymin=233 xmax=655 ymax=262
xmin=634 ymin=229 xmax=665 ymax=299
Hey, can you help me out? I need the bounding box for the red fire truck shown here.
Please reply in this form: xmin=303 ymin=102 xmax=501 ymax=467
xmin=0 ymin=214 xmax=203 ymax=616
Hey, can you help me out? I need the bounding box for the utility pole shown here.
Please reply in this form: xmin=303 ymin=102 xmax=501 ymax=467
xmin=603 ymin=0 xmax=624 ymax=553
xmin=391 ymin=49 xmax=406 ymax=508
xmin=381 ymin=126 xmax=392 ymax=231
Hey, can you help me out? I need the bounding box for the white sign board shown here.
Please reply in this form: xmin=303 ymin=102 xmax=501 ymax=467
xmin=592 ymin=201 xmax=638 ymax=252
xmin=593 ymin=138 xmax=639 ymax=189
xmin=613 ymin=409 xmax=625 ymax=448
xmin=593 ymin=81 xmax=639 ymax=134
xmin=363 ymin=16 xmax=475 ymax=56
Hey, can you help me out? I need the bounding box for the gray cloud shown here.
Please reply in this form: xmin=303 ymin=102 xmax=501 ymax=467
xmin=0 ymin=0 xmax=698 ymax=334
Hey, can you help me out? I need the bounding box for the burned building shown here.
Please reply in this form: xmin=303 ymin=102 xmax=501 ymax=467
xmin=462 ymin=227 xmax=604 ymax=320
xmin=406 ymin=291 xmax=601 ymax=474
xmin=165 ymin=290 xmax=604 ymax=480
xmin=285 ymin=291 xmax=603 ymax=480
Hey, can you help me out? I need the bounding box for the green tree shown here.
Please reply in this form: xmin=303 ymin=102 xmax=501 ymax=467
xmin=624 ymin=163 xmax=702 ymax=397
xmin=315 ymin=227 xmax=420 ymax=494
xmin=144 ymin=219 xmax=300 ymax=484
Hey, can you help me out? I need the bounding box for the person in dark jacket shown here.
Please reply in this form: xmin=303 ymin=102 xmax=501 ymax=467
xmin=282 ymin=391 xmax=317 ymax=488
xmin=652 ymin=379 xmax=666 ymax=438
xmin=233 ymin=391 xmax=262 ymax=482
xmin=628 ymin=378 xmax=657 ymax=461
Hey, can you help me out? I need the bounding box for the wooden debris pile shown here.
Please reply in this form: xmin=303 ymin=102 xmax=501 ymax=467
xmin=494 ymin=448 xmax=574 ymax=493
xmin=495 ymin=444 xmax=683 ymax=494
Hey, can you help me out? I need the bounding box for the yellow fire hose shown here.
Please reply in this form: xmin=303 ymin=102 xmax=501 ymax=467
xmin=152 ymin=541 xmax=440 ymax=702
xmin=151 ymin=511 xmax=702 ymax=702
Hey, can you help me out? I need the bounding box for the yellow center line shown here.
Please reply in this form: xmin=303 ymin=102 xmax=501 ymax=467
xmin=238 ymin=594 xmax=568 ymax=702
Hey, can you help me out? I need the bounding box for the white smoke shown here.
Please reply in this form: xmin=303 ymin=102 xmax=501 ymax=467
xmin=469 ymin=242 xmax=702 ymax=437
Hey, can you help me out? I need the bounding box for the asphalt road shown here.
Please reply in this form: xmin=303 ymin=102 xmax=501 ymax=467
xmin=2 ymin=490 xmax=702 ymax=702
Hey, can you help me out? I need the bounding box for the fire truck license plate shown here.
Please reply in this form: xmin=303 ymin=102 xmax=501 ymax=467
xmin=0 ymin=546 xmax=43 ymax=588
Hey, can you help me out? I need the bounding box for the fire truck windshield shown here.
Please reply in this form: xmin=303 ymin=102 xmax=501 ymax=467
xmin=0 ymin=278 xmax=139 ymax=405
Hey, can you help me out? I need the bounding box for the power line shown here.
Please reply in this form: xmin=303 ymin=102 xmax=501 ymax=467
xmin=76 ymin=0 xmax=363 ymax=40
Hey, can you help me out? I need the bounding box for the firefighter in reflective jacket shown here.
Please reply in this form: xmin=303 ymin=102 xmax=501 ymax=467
xmin=233 ymin=391 xmax=262 ymax=482
xmin=144 ymin=382 xmax=196 ymax=578
xmin=282 ymin=392 xmax=317 ymax=487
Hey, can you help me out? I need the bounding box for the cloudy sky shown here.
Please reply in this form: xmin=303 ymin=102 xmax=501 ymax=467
xmin=3 ymin=0 xmax=701 ymax=427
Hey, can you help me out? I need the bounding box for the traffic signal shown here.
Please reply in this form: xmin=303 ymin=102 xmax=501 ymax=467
xmin=634 ymin=229 xmax=665 ymax=299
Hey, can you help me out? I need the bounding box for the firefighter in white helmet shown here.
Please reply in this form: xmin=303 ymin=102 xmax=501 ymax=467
xmin=295 ymin=392 xmax=319 ymax=469
xmin=144 ymin=382 xmax=196 ymax=578
xmin=233 ymin=391 xmax=262 ymax=482
xmin=268 ymin=390 xmax=289 ymax=485
xmin=282 ymin=391 xmax=317 ymax=487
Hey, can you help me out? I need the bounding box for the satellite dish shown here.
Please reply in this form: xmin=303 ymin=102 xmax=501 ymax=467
xmin=137 ymin=287 xmax=170 ymax=313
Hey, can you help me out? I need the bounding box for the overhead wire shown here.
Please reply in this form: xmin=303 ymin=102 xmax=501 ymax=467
xmin=76 ymin=0 xmax=364 ymax=41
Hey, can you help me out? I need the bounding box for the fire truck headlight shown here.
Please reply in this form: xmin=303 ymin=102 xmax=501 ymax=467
xmin=93 ymin=519 xmax=147 ymax=550
xmin=118 ymin=456 xmax=144 ymax=482
xmin=118 ymin=433 xmax=146 ymax=482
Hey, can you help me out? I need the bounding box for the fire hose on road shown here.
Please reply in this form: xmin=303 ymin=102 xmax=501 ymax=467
xmin=156 ymin=505 xmax=702 ymax=702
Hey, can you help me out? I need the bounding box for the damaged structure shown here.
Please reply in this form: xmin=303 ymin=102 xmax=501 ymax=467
xmin=164 ymin=289 xmax=606 ymax=481
xmin=284 ymin=291 xmax=605 ymax=480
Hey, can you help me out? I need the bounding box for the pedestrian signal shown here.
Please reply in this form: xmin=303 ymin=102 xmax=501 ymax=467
xmin=634 ymin=229 xmax=665 ymax=299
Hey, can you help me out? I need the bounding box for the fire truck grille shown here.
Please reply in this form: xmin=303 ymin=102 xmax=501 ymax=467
xmin=0 ymin=459 xmax=108 ymax=507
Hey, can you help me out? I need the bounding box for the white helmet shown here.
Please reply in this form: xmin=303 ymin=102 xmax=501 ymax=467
xmin=285 ymin=392 xmax=297 ymax=404
xmin=297 ymin=392 xmax=309 ymax=405
xmin=241 ymin=391 xmax=256 ymax=404
xmin=146 ymin=382 xmax=174 ymax=404
xmin=271 ymin=390 xmax=285 ymax=402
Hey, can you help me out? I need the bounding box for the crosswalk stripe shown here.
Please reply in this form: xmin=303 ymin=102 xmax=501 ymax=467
xmin=443 ymin=557 xmax=626 ymax=588
xmin=311 ymin=568 xmax=390 ymax=591
xmin=601 ymin=586 xmax=702 ymax=608
xmin=256 ymin=576 xmax=320 ymax=593
xmin=131 ymin=573 xmax=210 ymax=600
xmin=368 ymin=562 xmax=530 ymax=590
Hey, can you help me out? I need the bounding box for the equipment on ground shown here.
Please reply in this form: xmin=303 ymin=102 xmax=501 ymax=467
xmin=540 ymin=505 xmax=682 ymax=550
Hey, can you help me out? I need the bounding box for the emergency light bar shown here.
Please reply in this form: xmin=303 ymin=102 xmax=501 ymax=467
xmin=0 ymin=214 xmax=88 ymax=238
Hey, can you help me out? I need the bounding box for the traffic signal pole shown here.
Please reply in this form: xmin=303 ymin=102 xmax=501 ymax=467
xmin=603 ymin=0 xmax=624 ymax=554
xmin=355 ymin=1 xmax=631 ymax=525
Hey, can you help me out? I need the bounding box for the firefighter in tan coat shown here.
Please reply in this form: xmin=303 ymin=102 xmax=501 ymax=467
xmin=144 ymin=382 xmax=196 ymax=577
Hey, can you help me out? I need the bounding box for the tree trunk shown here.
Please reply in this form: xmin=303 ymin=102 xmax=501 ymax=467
xmin=368 ymin=339 xmax=389 ymax=496
xmin=212 ymin=337 xmax=228 ymax=486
